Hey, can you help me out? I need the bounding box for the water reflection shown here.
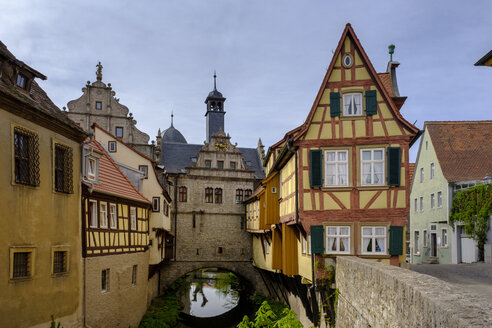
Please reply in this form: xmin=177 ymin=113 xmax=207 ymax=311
xmin=182 ymin=270 xmax=240 ymax=318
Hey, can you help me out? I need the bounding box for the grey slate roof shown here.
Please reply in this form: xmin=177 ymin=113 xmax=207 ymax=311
xmin=161 ymin=141 xmax=265 ymax=179
xmin=162 ymin=125 xmax=187 ymax=144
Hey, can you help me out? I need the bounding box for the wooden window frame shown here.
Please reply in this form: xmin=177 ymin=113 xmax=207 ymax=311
xmin=109 ymin=203 xmax=118 ymax=229
xmin=99 ymin=201 xmax=108 ymax=228
xmin=178 ymin=186 xmax=187 ymax=202
xmin=108 ymin=141 xmax=117 ymax=153
xmin=89 ymin=200 xmax=98 ymax=228
xmin=360 ymin=148 xmax=385 ymax=186
xmin=360 ymin=225 xmax=388 ymax=255
xmin=130 ymin=207 xmax=137 ymax=231
xmin=152 ymin=197 xmax=160 ymax=212
xmin=325 ymin=225 xmax=352 ymax=255
xmin=342 ymin=92 xmax=363 ymax=116
xmin=324 ymin=149 xmax=349 ymax=187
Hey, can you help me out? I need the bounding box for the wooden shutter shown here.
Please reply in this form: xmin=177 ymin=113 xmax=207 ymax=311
xmin=389 ymin=226 xmax=404 ymax=255
xmin=387 ymin=147 xmax=401 ymax=186
xmin=311 ymin=225 xmax=324 ymax=254
xmin=330 ymin=92 xmax=340 ymax=117
xmin=310 ymin=149 xmax=323 ymax=188
xmin=365 ymin=90 xmax=377 ymax=115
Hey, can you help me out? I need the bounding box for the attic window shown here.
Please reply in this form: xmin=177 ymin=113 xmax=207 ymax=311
xmin=95 ymin=101 xmax=102 ymax=110
xmin=16 ymin=74 xmax=27 ymax=89
xmin=342 ymin=54 xmax=353 ymax=68
xmin=343 ymin=93 xmax=362 ymax=116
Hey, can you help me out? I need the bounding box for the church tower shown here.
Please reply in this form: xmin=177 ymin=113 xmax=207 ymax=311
xmin=205 ymin=72 xmax=226 ymax=142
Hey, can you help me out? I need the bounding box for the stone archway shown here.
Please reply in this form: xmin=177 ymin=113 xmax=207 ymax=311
xmin=158 ymin=260 xmax=269 ymax=296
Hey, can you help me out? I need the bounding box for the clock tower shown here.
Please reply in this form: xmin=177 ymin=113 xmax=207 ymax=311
xmin=205 ymin=72 xmax=226 ymax=143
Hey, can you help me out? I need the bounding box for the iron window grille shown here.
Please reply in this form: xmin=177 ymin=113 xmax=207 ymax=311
xmin=13 ymin=252 xmax=30 ymax=278
xmin=14 ymin=127 xmax=40 ymax=186
xmin=54 ymin=144 xmax=73 ymax=193
xmin=53 ymin=251 xmax=67 ymax=274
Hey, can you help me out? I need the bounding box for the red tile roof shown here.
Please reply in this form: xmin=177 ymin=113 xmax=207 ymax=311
xmin=426 ymin=121 xmax=492 ymax=183
xmin=86 ymin=139 xmax=150 ymax=204
xmin=408 ymin=163 xmax=415 ymax=185
xmin=377 ymin=73 xmax=394 ymax=98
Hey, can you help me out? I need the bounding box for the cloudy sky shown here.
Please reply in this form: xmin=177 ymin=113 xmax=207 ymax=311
xmin=1 ymin=1 xmax=491 ymax=161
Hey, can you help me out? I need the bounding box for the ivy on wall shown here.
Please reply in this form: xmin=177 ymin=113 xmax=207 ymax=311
xmin=450 ymin=184 xmax=492 ymax=259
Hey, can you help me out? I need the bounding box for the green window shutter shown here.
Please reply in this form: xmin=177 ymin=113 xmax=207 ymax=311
xmin=311 ymin=225 xmax=324 ymax=254
xmin=365 ymin=90 xmax=377 ymax=115
xmin=330 ymin=92 xmax=340 ymax=117
xmin=389 ymin=226 xmax=404 ymax=255
xmin=387 ymin=147 xmax=401 ymax=186
xmin=310 ymin=149 xmax=323 ymax=188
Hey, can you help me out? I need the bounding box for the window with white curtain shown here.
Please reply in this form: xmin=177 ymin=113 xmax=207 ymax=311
xmin=325 ymin=150 xmax=349 ymax=186
xmin=343 ymin=93 xmax=362 ymax=116
xmin=361 ymin=149 xmax=384 ymax=185
xmin=325 ymin=226 xmax=351 ymax=254
xmin=361 ymin=226 xmax=387 ymax=254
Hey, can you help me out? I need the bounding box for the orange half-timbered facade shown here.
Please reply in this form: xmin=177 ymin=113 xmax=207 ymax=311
xmin=81 ymin=139 xmax=151 ymax=328
xmin=261 ymin=24 xmax=419 ymax=283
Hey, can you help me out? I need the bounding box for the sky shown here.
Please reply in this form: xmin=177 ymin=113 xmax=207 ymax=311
xmin=1 ymin=0 xmax=491 ymax=162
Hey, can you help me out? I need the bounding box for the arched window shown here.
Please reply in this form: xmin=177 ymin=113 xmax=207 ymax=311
xmin=236 ymin=189 xmax=244 ymax=203
xmin=178 ymin=186 xmax=187 ymax=202
xmin=205 ymin=187 xmax=213 ymax=203
xmin=215 ymin=188 xmax=223 ymax=204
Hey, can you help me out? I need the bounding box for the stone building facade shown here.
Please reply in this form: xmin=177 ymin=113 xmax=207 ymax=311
xmin=159 ymin=75 xmax=265 ymax=267
xmin=66 ymin=62 xmax=154 ymax=158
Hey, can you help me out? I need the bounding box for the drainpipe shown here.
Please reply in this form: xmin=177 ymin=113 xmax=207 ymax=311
xmin=173 ymin=175 xmax=178 ymax=260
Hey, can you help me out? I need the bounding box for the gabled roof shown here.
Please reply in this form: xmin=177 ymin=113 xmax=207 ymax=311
xmin=92 ymin=123 xmax=172 ymax=202
xmin=86 ymin=139 xmax=150 ymax=204
xmin=474 ymin=50 xmax=492 ymax=66
xmin=294 ymin=23 xmax=419 ymax=142
xmin=426 ymin=121 xmax=492 ymax=183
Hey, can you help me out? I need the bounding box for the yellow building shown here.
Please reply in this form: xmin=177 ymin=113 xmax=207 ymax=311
xmin=259 ymin=24 xmax=419 ymax=285
xmin=81 ymin=138 xmax=151 ymax=328
xmin=0 ymin=41 xmax=87 ymax=327
xmin=92 ymin=123 xmax=173 ymax=301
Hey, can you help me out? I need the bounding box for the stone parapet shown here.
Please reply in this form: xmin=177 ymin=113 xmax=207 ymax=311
xmin=336 ymin=256 xmax=492 ymax=327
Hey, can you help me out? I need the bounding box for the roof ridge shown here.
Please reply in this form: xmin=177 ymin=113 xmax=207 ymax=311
xmin=90 ymin=140 xmax=150 ymax=204
xmin=426 ymin=120 xmax=492 ymax=125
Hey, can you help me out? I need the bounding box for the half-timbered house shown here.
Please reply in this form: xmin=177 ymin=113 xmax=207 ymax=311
xmin=82 ymin=138 xmax=151 ymax=328
xmin=260 ymin=24 xmax=419 ymax=286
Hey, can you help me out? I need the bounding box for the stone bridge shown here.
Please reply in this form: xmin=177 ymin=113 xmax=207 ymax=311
xmin=158 ymin=260 xmax=269 ymax=295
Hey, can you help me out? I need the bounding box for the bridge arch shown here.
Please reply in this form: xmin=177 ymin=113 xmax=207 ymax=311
xmin=158 ymin=261 xmax=269 ymax=296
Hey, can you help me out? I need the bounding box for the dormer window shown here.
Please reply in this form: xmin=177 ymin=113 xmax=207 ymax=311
xmin=87 ymin=157 xmax=97 ymax=180
xmin=343 ymin=93 xmax=362 ymax=116
xmin=95 ymin=101 xmax=102 ymax=110
xmin=16 ymin=74 xmax=27 ymax=89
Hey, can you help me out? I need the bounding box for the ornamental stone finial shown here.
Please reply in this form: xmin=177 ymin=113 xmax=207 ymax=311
xmin=96 ymin=61 xmax=103 ymax=81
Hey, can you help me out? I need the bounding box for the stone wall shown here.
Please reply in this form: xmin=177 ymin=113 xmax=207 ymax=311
xmin=85 ymin=252 xmax=149 ymax=328
xmin=336 ymin=256 xmax=492 ymax=327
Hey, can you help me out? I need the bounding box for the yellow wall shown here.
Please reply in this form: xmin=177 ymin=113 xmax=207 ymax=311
xmin=279 ymin=156 xmax=296 ymax=218
xmin=252 ymin=234 xmax=274 ymax=272
xmin=95 ymin=127 xmax=170 ymax=265
xmin=264 ymin=173 xmax=279 ymax=225
xmin=281 ymin=224 xmax=298 ymax=276
xmin=0 ymin=110 xmax=83 ymax=327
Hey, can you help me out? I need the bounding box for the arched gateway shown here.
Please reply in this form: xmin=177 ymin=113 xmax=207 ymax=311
xmin=157 ymin=74 xmax=267 ymax=295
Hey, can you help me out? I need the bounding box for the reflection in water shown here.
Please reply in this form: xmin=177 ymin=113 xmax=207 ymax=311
xmin=182 ymin=270 xmax=240 ymax=318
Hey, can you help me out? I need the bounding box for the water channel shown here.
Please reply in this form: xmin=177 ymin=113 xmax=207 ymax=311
xmin=177 ymin=269 xmax=255 ymax=328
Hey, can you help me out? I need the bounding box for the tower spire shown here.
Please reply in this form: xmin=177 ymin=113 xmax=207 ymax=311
xmin=171 ymin=111 xmax=174 ymax=127
xmin=213 ymin=71 xmax=217 ymax=90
